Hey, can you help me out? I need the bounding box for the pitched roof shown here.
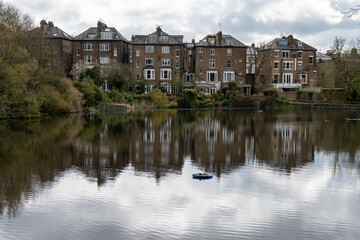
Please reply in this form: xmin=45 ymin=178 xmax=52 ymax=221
xmin=266 ymin=36 xmax=316 ymax=51
xmin=132 ymin=27 xmax=183 ymax=44
xmin=196 ymin=32 xmax=246 ymax=48
xmin=74 ymin=21 xmax=127 ymax=41
xmin=43 ymin=26 xmax=73 ymax=40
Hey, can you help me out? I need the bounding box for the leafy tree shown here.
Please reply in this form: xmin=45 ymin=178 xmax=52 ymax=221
xmin=74 ymin=78 xmax=102 ymax=107
xmin=177 ymin=89 xmax=198 ymax=108
xmin=103 ymin=61 xmax=131 ymax=91
xmin=151 ymin=88 xmax=168 ymax=107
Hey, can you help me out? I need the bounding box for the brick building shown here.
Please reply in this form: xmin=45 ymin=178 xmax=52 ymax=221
xmin=192 ymin=32 xmax=248 ymax=95
xmin=130 ymin=27 xmax=184 ymax=94
xmin=72 ymin=21 xmax=129 ymax=69
xmin=258 ymin=35 xmax=318 ymax=92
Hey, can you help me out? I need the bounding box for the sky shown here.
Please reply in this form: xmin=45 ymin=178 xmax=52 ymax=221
xmin=6 ymin=0 xmax=360 ymax=52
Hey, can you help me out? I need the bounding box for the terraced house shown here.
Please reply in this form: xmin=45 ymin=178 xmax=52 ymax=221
xmin=131 ymin=27 xmax=184 ymax=94
xmin=258 ymin=35 xmax=317 ymax=92
xmin=72 ymin=21 xmax=129 ymax=70
xmin=192 ymin=32 xmax=248 ymax=95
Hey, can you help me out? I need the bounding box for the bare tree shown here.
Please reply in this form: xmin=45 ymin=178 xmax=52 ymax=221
xmin=247 ymin=43 xmax=274 ymax=85
xmin=343 ymin=5 xmax=360 ymax=17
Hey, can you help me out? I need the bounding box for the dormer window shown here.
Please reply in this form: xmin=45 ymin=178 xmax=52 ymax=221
xmin=209 ymin=38 xmax=215 ymax=45
xmin=87 ymin=33 xmax=95 ymax=39
xmin=279 ymin=39 xmax=287 ymax=47
xmin=159 ymin=36 xmax=168 ymax=42
xmin=101 ymin=32 xmax=113 ymax=39
xmin=298 ymin=41 xmax=302 ymax=47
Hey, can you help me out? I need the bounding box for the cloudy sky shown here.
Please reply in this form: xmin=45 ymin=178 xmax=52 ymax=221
xmin=6 ymin=0 xmax=360 ymax=52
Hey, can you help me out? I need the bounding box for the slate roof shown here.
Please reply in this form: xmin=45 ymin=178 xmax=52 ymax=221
xmin=43 ymin=26 xmax=73 ymax=40
xmin=132 ymin=27 xmax=183 ymax=44
xmin=266 ymin=36 xmax=317 ymax=51
xmin=74 ymin=25 xmax=127 ymax=41
xmin=196 ymin=33 xmax=247 ymax=48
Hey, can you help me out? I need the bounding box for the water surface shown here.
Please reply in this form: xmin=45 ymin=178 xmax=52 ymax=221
xmin=1 ymin=110 xmax=360 ymax=239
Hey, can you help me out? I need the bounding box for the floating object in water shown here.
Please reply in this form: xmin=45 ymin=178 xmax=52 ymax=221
xmin=192 ymin=172 xmax=213 ymax=179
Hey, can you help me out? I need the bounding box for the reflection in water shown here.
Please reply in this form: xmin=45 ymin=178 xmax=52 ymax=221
xmin=1 ymin=110 xmax=360 ymax=238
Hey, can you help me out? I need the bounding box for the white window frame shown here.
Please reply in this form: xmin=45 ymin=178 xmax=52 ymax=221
xmin=200 ymin=56 xmax=203 ymax=62
xmin=176 ymin=61 xmax=179 ymax=69
xmin=282 ymin=73 xmax=293 ymax=84
xmin=145 ymin=58 xmax=154 ymax=65
xmin=209 ymin=38 xmax=215 ymax=45
xmin=162 ymin=46 xmax=170 ymax=54
xmin=226 ymin=60 xmax=232 ymax=68
xmin=145 ymin=46 xmax=154 ymax=53
xmin=136 ymin=61 xmax=140 ymax=68
xmin=246 ymin=64 xmax=249 ymax=74
xmin=223 ymin=71 xmax=235 ymax=82
xmin=284 ymin=61 xmax=293 ymax=70
xmin=101 ymin=32 xmax=113 ymax=40
xmin=198 ymin=48 xmax=203 ymax=53
xmin=176 ymin=50 xmax=179 ymax=57
xmin=274 ymin=50 xmax=279 ymax=57
xmin=84 ymin=55 xmax=93 ymax=64
xmin=298 ymin=51 xmax=303 ymax=58
xmin=238 ymin=57 xmax=242 ymax=62
xmin=76 ymin=48 xmax=80 ymax=56
xmin=282 ymin=50 xmax=290 ymax=59
xmin=114 ymin=49 xmax=118 ymax=56
xmin=274 ymin=61 xmax=279 ymax=69
xmin=99 ymin=44 xmax=109 ymax=51
xmin=273 ymin=73 xmax=280 ymax=83
xmin=298 ymin=61 xmax=303 ymax=71
xmin=100 ymin=57 xmax=110 ymax=64
xmin=162 ymin=58 xmax=170 ymax=66
xmin=309 ymin=55 xmax=314 ymax=64
xmin=136 ymin=50 xmax=140 ymax=56
xmin=84 ymin=44 xmax=93 ymax=51
xmin=227 ymin=48 xmax=232 ymax=56
xmin=209 ymin=59 xmax=215 ymax=68
xmin=299 ymin=74 xmax=307 ymax=84
xmin=251 ymin=64 xmax=255 ymax=74
xmin=238 ymin=70 xmax=242 ymax=76
xmin=207 ymin=71 xmax=218 ymax=82
xmin=160 ymin=69 xmax=172 ymax=80
xmin=210 ymin=48 xmax=215 ymax=55
xmin=159 ymin=36 xmax=168 ymax=42
xmin=144 ymin=69 xmax=155 ymax=79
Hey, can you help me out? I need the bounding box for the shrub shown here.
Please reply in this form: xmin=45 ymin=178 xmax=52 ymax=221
xmin=167 ymin=101 xmax=178 ymax=108
xmin=151 ymin=88 xmax=168 ymax=107
xmin=74 ymin=78 xmax=103 ymax=107
xmin=177 ymin=89 xmax=198 ymax=108
xmin=264 ymin=88 xmax=279 ymax=97
xmin=230 ymin=95 xmax=255 ymax=107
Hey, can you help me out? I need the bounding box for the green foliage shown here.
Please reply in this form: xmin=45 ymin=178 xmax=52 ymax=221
xmin=79 ymin=66 xmax=103 ymax=86
xmin=167 ymin=101 xmax=178 ymax=108
xmin=222 ymin=99 xmax=231 ymax=107
xmin=75 ymin=78 xmax=103 ymax=107
xmin=109 ymin=89 xmax=133 ymax=104
xmin=103 ymin=62 xmax=131 ymax=91
xmin=177 ymin=89 xmax=198 ymax=108
xmin=151 ymin=89 xmax=169 ymax=107
xmin=230 ymin=95 xmax=255 ymax=107
xmin=264 ymin=88 xmax=279 ymax=97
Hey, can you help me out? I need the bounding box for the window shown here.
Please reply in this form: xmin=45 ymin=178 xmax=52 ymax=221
xmin=144 ymin=69 xmax=155 ymax=79
xmin=145 ymin=58 xmax=154 ymax=65
xmin=100 ymin=44 xmax=109 ymax=51
xmin=136 ymin=61 xmax=140 ymax=68
xmin=162 ymin=46 xmax=170 ymax=53
xmin=227 ymin=49 xmax=232 ymax=56
xmin=309 ymin=56 xmax=313 ymax=64
xmin=209 ymin=38 xmax=215 ymax=45
xmin=238 ymin=57 xmax=242 ymax=62
xmin=298 ymin=41 xmax=302 ymax=46
xmin=283 ymin=73 xmax=293 ymax=84
xmin=84 ymin=44 xmax=93 ymax=51
xmin=298 ymin=51 xmax=303 ymax=58
xmin=176 ymin=61 xmax=179 ymax=69
xmin=159 ymin=36 xmax=168 ymax=42
xmin=284 ymin=62 xmax=293 ymax=69
xmin=279 ymin=39 xmax=288 ymax=47
xmin=246 ymin=64 xmax=249 ymax=74
xmin=101 ymin=32 xmax=113 ymax=39
xmin=145 ymin=46 xmax=154 ymax=53
xmin=114 ymin=49 xmax=118 ymax=56
xmin=84 ymin=55 xmax=93 ymax=64
xmin=282 ymin=51 xmax=289 ymax=59
xmin=238 ymin=70 xmax=242 ymax=76
xmin=198 ymin=48 xmax=203 ymax=53
xmin=226 ymin=60 xmax=232 ymax=68
xmin=298 ymin=61 xmax=303 ymax=71
xmin=200 ymin=69 xmax=203 ymax=74
xmin=136 ymin=75 xmax=140 ymax=80
xmin=209 ymin=59 xmax=215 ymax=68
xmin=273 ymin=74 xmax=280 ymax=83
xmin=136 ymin=50 xmax=140 ymax=56
xmin=160 ymin=69 xmax=172 ymax=80
xmin=274 ymin=61 xmax=279 ymax=69
xmin=76 ymin=48 xmax=80 ymax=56
xmin=200 ymin=56 xmax=203 ymax=61
xmin=274 ymin=50 xmax=279 ymax=57
xmin=176 ymin=50 xmax=179 ymax=57
xmin=210 ymin=48 xmax=215 ymax=55
xmin=299 ymin=74 xmax=307 ymax=83
xmin=223 ymin=71 xmax=235 ymax=82
xmin=162 ymin=58 xmax=170 ymax=66
xmin=225 ymin=38 xmax=233 ymax=46
xmin=252 ymin=64 xmax=255 ymax=73
xmin=100 ymin=57 xmax=110 ymax=64
xmin=207 ymin=71 xmax=218 ymax=82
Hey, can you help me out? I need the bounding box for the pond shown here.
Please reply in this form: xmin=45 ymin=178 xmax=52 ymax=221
xmin=1 ymin=109 xmax=360 ymax=240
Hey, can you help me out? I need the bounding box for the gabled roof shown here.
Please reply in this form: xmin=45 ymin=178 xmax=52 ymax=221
xmin=266 ymin=35 xmax=316 ymax=51
xmin=196 ymin=32 xmax=246 ymax=48
xmin=43 ymin=26 xmax=73 ymax=40
xmin=74 ymin=21 xmax=127 ymax=41
xmin=132 ymin=27 xmax=183 ymax=44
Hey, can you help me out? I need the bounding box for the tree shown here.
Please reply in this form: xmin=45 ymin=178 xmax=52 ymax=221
xmin=103 ymin=60 xmax=131 ymax=91
xmin=151 ymin=88 xmax=168 ymax=107
xmin=247 ymin=43 xmax=274 ymax=90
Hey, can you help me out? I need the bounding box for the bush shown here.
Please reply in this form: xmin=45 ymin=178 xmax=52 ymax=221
xmin=222 ymin=99 xmax=231 ymax=107
xmin=264 ymin=88 xmax=279 ymax=97
xmin=167 ymin=101 xmax=178 ymax=108
xmin=177 ymin=89 xmax=198 ymax=108
xmin=74 ymin=78 xmax=103 ymax=107
xmin=151 ymin=88 xmax=168 ymax=107
xmin=230 ymin=95 xmax=255 ymax=107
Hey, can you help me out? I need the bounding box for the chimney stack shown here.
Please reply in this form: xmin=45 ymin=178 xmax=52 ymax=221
xmin=40 ymin=19 xmax=48 ymax=30
xmin=156 ymin=26 xmax=162 ymax=38
xmin=48 ymin=21 xmax=54 ymax=27
xmin=217 ymin=31 xmax=222 ymax=45
xmin=288 ymin=35 xmax=294 ymax=45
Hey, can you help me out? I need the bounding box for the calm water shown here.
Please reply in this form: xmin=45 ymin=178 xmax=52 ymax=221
xmin=1 ymin=109 xmax=360 ymax=240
